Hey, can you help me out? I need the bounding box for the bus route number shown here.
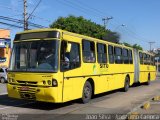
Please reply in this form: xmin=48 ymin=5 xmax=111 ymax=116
xmin=100 ymin=64 xmax=109 ymax=68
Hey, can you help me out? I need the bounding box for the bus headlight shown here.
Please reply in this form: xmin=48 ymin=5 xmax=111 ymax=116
xmin=13 ymin=86 xmax=16 ymax=89
xmin=52 ymin=79 xmax=58 ymax=87
xmin=43 ymin=81 xmax=46 ymax=85
xmin=47 ymin=80 xmax=52 ymax=85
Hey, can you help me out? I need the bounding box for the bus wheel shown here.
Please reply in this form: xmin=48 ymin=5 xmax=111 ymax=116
xmin=146 ymin=74 xmax=150 ymax=85
xmin=82 ymin=81 xmax=92 ymax=103
xmin=123 ymin=76 xmax=130 ymax=92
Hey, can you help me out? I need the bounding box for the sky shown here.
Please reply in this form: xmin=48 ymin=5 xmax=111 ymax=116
xmin=0 ymin=0 xmax=160 ymax=50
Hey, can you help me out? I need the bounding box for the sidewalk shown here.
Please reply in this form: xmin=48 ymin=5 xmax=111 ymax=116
xmin=127 ymin=78 xmax=160 ymax=119
xmin=128 ymin=95 xmax=160 ymax=117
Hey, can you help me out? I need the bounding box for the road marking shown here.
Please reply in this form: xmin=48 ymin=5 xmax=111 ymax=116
xmin=0 ymin=102 xmax=35 ymax=110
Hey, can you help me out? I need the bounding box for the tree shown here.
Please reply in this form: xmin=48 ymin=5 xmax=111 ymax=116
xmin=50 ymin=15 xmax=120 ymax=43
xmin=122 ymin=42 xmax=143 ymax=50
xmin=103 ymin=31 xmax=120 ymax=43
xmin=123 ymin=42 xmax=132 ymax=47
xmin=132 ymin=44 xmax=143 ymax=50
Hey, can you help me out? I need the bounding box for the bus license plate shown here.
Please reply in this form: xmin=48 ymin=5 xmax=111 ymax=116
xmin=20 ymin=86 xmax=29 ymax=91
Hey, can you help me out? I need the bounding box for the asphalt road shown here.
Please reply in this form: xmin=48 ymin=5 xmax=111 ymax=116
xmin=0 ymin=77 xmax=160 ymax=120
xmin=0 ymin=83 xmax=7 ymax=95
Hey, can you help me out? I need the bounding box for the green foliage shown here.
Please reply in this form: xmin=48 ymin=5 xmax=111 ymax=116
xmin=123 ymin=42 xmax=143 ymax=50
xmin=123 ymin=42 xmax=132 ymax=47
xmin=103 ymin=31 xmax=120 ymax=43
xmin=50 ymin=15 xmax=120 ymax=43
xmin=132 ymin=44 xmax=143 ymax=50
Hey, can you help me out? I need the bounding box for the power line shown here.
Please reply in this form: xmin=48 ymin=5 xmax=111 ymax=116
xmin=61 ymin=0 xmax=151 ymax=44
xmin=0 ymin=16 xmax=46 ymax=28
xmin=0 ymin=1 xmax=152 ymax=46
xmin=61 ymin=0 xmax=118 ymax=30
xmin=0 ymin=21 xmax=23 ymax=28
xmin=0 ymin=4 xmax=50 ymax=23
xmin=102 ymin=17 xmax=113 ymax=29
xmin=27 ymin=0 xmax=42 ymax=21
xmin=43 ymin=1 xmax=157 ymax=50
xmin=65 ymin=0 xmax=111 ymax=19
xmin=56 ymin=0 xmax=102 ymax=18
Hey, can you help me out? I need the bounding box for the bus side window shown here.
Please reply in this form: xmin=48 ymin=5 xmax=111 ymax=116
xmin=61 ymin=41 xmax=81 ymax=70
xmin=128 ymin=50 xmax=133 ymax=64
xmin=108 ymin=45 xmax=114 ymax=64
xmin=69 ymin=42 xmax=81 ymax=69
xmin=82 ymin=40 xmax=96 ymax=63
xmin=151 ymin=56 xmax=155 ymax=65
xmin=114 ymin=47 xmax=123 ymax=64
xmin=123 ymin=48 xmax=129 ymax=64
xmin=147 ymin=55 xmax=151 ymax=65
xmin=143 ymin=53 xmax=147 ymax=65
xmin=97 ymin=43 xmax=107 ymax=63
xmin=139 ymin=52 xmax=143 ymax=64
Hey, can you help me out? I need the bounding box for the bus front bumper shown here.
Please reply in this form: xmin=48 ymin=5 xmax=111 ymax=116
xmin=7 ymin=84 xmax=61 ymax=103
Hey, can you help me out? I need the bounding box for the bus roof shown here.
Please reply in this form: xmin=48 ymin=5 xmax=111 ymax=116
xmin=15 ymin=28 xmax=150 ymax=52
xmin=16 ymin=28 xmax=61 ymax=34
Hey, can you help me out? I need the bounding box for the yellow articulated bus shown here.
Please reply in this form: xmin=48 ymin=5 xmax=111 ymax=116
xmin=7 ymin=29 xmax=156 ymax=103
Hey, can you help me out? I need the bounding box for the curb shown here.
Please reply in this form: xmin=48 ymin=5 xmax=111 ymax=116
xmin=141 ymin=102 xmax=150 ymax=110
xmin=127 ymin=94 xmax=160 ymax=120
xmin=152 ymin=96 xmax=160 ymax=101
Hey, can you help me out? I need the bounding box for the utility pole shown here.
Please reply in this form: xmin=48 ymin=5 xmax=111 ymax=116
xmin=148 ymin=42 xmax=155 ymax=52
xmin=102 ymin=17 xmax=113 ymax=29
xmin=23 ymin=0 xmax=28 ymax=30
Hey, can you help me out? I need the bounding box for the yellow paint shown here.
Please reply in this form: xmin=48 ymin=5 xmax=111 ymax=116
xmin=142 ymin=102 xmax=150 ymax=110
xmin=153 ymin=96 xmax=160 ymax=101
xmin=7 ymin=29 xmax=156 ymax=103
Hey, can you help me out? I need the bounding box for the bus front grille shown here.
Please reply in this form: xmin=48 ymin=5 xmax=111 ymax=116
xmin=17 ymin=80 xmax=37 ymax=84
xmin=17 ymin=87 xmax=36 ymax=100
xmin=16 ymin=80 xmax=38 ymax=87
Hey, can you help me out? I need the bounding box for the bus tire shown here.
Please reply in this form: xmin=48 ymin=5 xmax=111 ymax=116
xmin=82 ymin=81 xmax=92 ymax=103
xmin=146 ymin=74 xmax=150 ymax=85
xmin=123 ymin=76 xmax=130 ymax=92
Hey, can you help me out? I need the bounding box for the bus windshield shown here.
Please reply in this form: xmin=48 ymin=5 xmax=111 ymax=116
xmin=9 ymin=40 xmax=59 ymax=72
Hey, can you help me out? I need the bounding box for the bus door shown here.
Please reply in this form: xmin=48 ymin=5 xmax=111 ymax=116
xmin=61 ymin=41 xmax=81 ymax=102
xmin=133 ymin=49 xmax=140 ymax=83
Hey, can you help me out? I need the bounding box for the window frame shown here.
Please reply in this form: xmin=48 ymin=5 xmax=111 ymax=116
xmin=128 ymin=50 xmax=133 ymax=64
xmin=82 ymin=39 xmax=96 ymax=63
xmin=108 ymin=45 xmax=114 ymax=64
xmin=97 ymin=43 xmax=107 ymax=63
xmin=146 ymin=54 xmax=151 ymax=65
xmin=114 ymin=46 xmax=123 ymax=64
xmin=143 ymin=53 xmax=147 ymax=65
xmin=60 ymin=40 xmax=81 ymax=71
xmin=123 ymin=48 xmax=129 ymax=64
xmin=139 ymin=52 xmax=143 ymax=64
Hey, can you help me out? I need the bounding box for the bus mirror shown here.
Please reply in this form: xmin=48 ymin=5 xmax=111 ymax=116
xmin=66 ymin=43 xmax=71 ymax=52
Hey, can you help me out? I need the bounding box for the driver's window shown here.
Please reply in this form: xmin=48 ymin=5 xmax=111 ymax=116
xmin=60 ymin=41 xmax=80 ymax=71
